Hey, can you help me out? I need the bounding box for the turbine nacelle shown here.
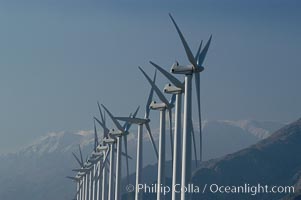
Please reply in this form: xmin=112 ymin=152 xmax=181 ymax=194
xmin=77 ymin=172 xmax=86 ymax=177
xmin=103 ymin=137 xmax=116 ymax=144
xmin=170 ymin=62 xmax=194 ymax=74
xmin=96 ymin=145 xmax=108 ymax=152
xmin=115 ymin=117 xmax=149 ymax=125
xmin=91 ymin=151 xmax=103 ymax=157
xmin=170 ymin=62 xmax=205 ymax=74
xmin=149 ymin=101 xmax=167 ymax=110
xmin=89 ymin=156 xmax=102 ymax=164
xmin=110 ymin=128 xmax=128 ymax=137
xmin=164 ymin=83 xmax=182 ymax=94
xmin=73 ymin=167 xmax=91 ymax=173
xmin=84 ymin=161 xmax=93 ymax=167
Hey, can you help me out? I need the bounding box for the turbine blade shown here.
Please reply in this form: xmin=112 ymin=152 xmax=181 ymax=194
xmin=124 ymin=113 xmax=132 ymax=131
xmin=195 ymin=40 xmax=203 ymax=60
xmin=168 ymin=108 xmax=174 ymax=163
xmin=94 ymin=117 xmax=110 ymax=138
xmin=98 ymin=102 xmax=109 ymax=138
xmin=72 ymin=168 xmax=89 ymax=172
xmin=133 ymin=106 xmax=140 ymax=117
xmin=125 ymin=106 xmax=140 ymax=131
xmin=123 ymin=134 xmax=130 ymax=184
xmin=198 ymin=35 xmax=212 ymax=66
xmin=97 ymin=101 xmax=104 ymax=123
xmin=169 ymin=94 xmax=176 ymax=106
xmin=66 ymin=176 xmax=78 ymax=181
xmin=103 ymin=111 xmax=107 ymax=135
xmin=115 ymin=117 xmax=141 ymax=124
xmin=93 ymin=120 xmax=99 ymax=151
xmin=145 ymin=70 xmax=156 ymax=118
xmin=169 ymin=13 xmax=198 ymax=68
xmin=194 ymin=72 xmax=202 ymax=162
xmin=101 ymin=104 xmax=124 ymax=131
xmin=100 ymin=149 xmax=110 ymax=173
xmin=149 ymin=61 xmax=183 ymax=89
xmin=139 ymin=67 xmax=169 ymax=106
xmin=78 ymin=145 xmax=84 ymax=166
xmin=191 ymin=119 xmax=198 ymax=168
xmin=145 ymin=122 xmax=158 ymax=158
xmin=72 ymin=152 xmax=83 ymax=167
xmin=98 ymin=101 xmax=108 ymax=138
xmin=120 ymin=151 xmax=133 ymax=160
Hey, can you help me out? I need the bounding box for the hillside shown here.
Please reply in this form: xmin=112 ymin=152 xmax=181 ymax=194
xmin=191 ymin=118 xmax=301 ymax=200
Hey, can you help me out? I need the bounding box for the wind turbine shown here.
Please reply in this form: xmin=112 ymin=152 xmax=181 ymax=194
xmin=70 ymin=145 xmax=88 ymax=200
xmin=150 ymin=61 xmax=200 ymax=200
xmin=149 ymin=61 xmax=185 ymax=200
xmin=67 ymin=175 xmax=83 ymax=200
xmin=139 ymin=67 xmax=175 ymax=162
xmin=68 ymin=146 xmax=86 ymax=200
xmin=74 ymin=156 xmax=99 ymax=200
xmin=79 ymin=139 xmax=103 ymax=200
xmin=94 ymin=103 xmax=110 ymax=200
xmin=114 ymin=71 xmax=159 ymax=200
xmin=72 ymin=156 xmax=94 ymax=200
xmin=90 ymin=120 xmax=107 ymax=200
xmin=139 ymin=67 xmax=176 ymax=200
xmin=101 ymin=104 xmax=138 ymax=200
xmin=168 ymin=13 xmax=212 ymax=200
xmin=95 ymin=106 xmax=133 ymax=200
xmin=101 ymin=136 xmax=115 ymax=200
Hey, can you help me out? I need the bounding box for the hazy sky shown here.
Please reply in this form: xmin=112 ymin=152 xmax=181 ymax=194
xmin=0 ymin=0 xmax=300 ymax=154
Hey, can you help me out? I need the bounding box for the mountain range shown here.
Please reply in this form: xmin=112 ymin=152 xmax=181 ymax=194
xmin=0 ymin=119 xmax=285 ymax=200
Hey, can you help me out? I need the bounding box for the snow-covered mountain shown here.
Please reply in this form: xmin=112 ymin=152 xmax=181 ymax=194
xmin=0 ymin=120 xmax=285 ymax=200
xmin=19 ymin=119 xmax=284 ymax=159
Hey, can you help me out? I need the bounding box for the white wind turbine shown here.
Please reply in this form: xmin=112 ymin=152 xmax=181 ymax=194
xmin=70 ymin=145 xmax=89 ymax=200
xmin=95 ymin=105 xmax=133 ymax=200
xmin=94 ymin=103 xmax=110 ymax=200
xmin=114 ymin=71 xmax=159 ymax=200
xmin=72 ymin=156 xmax=94 ymax=200
xmin=139 ymin=67 xmax=176 ymax=200
xmin=101 ymin=104 xmax=138 ymax=200
xmin=75 ymin=153 xmax=102 ymax=200
xmin=168 ymin=13 xmax=212 ymax=200
xmin=67 ymin=174 xmax=83 ymax=200
xmin=149 ymin=61 xmax=196 ymax=200
xmin=68 ymin=146 xmax=86 ymax=200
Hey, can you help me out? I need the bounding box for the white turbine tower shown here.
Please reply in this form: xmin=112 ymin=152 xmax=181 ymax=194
xmin=75 ymin=151 xmax=103 ymax=200
xmin=102 ymin=135 xmax=116 ymax=200
xmin=94 ymin=103 xmax=110 ymax=200
xmin=66 ymin=175 xmax=83 ymax=200
xmin=149 ymin=62 xmax=199 ymax=199
xmin=114 ymin=71 xmax=159 ymax=200
xmin=101 ymin=104 xmax=138 ymax=200
xmin=70 ymin=145 xmax=87 ymax=200
xmin=72 ymin=158 xmax=94 ymax=200
xmin=149 ymin=61 xmax=195 ymax=200
xmin=168 ymin=13 xmax=212 ymax=200
xmin=90 ymin=120 xmax=101 ymax=200
xmin=88 ymin=155 xmax=101 ymax=200
xmin=139 ymin=67 xmax=176 ymax=200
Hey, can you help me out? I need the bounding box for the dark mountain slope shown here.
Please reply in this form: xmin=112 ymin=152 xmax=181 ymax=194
xmin=191 ymin=118 xmax=301 ymax=200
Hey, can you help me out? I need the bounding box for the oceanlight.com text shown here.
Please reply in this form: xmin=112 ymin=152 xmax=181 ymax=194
xmin=126 ymin=183 xmax=295 ymax=196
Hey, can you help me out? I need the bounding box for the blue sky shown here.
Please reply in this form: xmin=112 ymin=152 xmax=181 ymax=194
xmin=0 ymin=0 xmax=300 ymax=153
